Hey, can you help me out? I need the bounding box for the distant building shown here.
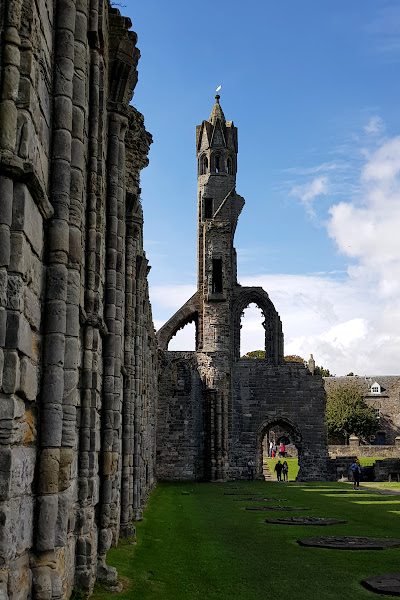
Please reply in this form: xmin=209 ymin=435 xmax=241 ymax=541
xmin=324 ymin=376 xmax=400 ymax=445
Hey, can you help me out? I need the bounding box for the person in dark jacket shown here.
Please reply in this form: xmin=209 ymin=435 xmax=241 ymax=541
xmin=274 ymin=460 xmax=283 ymax=482
xmin=247 ymin=458 xmax=255 ymax=481
xmin=350 ymin=458 xmax=362 ymax=489
xmin=282 ymin=460 xmax=289 ymax=482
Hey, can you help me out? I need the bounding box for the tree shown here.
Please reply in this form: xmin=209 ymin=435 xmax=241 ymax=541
xmin=241 ymin=350 xmax=265 ymax=359
xmin=315 ymin=365 xmax=333 ymax=377
xmin=325 ymin=378 xmax=379 ymax=442
xmin=284 ymin=355 xmax=306 ymax=364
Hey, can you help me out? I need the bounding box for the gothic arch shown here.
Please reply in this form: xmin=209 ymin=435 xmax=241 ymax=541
xmin=156 ymin=292 xmax=200 ymax=350
xmin=212 ymin=152 xmax=223 ymax=173
xmin=257 ymin=417 xmax=302 ymax=476
xmin=232 ymin=287 xmax=284 ymax=363
xmin=199 ymin=154 xmax=208 ymax=175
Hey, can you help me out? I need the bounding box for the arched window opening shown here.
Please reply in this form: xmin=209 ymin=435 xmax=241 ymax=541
xmin=200 ymin=155 xmax=208 ymax=175
xmin=167 ymin=321 xmax=196 ymax=351
xmin=227 ymin=156 xmax=233 ymax=174
xmin=261 ymin=422 xmax=299 ymax=482
xmin=240 ymin=303 xmax=265 ymax=358
xmin=215 ymin=154 xmax=221 ymax=173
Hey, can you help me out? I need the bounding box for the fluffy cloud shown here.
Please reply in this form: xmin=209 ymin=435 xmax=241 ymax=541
xmin=290 ymin=176 xmax=328 ymax=217
xmin=364 ymin=116 xmax=385 ymax=135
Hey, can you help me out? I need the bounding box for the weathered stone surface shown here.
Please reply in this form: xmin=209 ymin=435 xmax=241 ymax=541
xmin=361 ymin=573 xmax=400 ymax=596
xmin=233 ymin=497 xmax=288 ymax=502
xmin=2 ymin=351 xmax=20 ymax=394
xmin=266 ymin=517 xmax=347 ymax=526
xmin=297 ymin=536 xmax=400 ymax=550
xmin=19 ymin=357 xmax=38 ymax=401
xmin=12 ymin=185 xmax=43 ymax=257
xmin=246 ymin=506 xmax=310 ymax=511
xmin=0 ymin=396 xmax=27 ymax=445
xmin=5 ymin=313 xmax=35 ymax=359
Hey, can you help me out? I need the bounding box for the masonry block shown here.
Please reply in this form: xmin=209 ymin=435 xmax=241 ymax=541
xmin=12 ymin=185 xmax=44 ymax=257
xmin=5 ymin=312 xmax=35 ymax=359
xmin=19 ymin=357 xmax=38 ymax=401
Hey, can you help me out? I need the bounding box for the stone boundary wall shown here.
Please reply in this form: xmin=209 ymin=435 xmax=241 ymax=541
xmin=0 ymin=1 xmax=157 ymax=598
xmin=329 ymin=443 xmax=400 ymax=459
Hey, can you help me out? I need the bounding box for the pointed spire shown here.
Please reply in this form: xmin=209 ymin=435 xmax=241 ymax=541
xmin=209 ymin=94 xmax=226 ymax=125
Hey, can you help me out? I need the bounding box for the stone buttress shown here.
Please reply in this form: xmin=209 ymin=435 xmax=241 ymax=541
xmin=0 ymin=1 xmax=157 ymax=598
xmin=157 ymin=96 xmax=330 ymax=482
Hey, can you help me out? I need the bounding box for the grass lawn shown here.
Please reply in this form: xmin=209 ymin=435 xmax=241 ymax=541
xmin=92 ymin=481 xmax=400 ymax=600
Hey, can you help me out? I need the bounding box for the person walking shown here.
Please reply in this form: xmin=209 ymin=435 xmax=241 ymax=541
xmin=274 ymin=460 xmax=283 ymax=482
xmin=247 ymin=458 xmax=255 ymax=481
xmin=282 ymin=460 xmax=289 ymax=482
xmin=272 ymin=441 xmax=277 ymax=459
xmin=279 ymin=442 xmax=286 ymax=457
xmin=350 ymin=459 xmax=362 ymax=489
xmin=269 ymin=440 xmax=273 ymax=458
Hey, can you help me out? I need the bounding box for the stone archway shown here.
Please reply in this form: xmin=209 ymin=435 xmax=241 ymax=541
xmin=257 ymin=417 xmax=302 ymax=479
xmin=232 ymin=287 xmax=284 ymax=364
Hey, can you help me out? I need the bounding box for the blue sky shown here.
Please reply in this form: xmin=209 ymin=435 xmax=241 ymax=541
xmin=124 ymin=0 xmax=400 ymax=375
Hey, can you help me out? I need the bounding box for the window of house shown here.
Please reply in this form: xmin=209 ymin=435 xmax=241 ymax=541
xmin=371 ymin=382 xmax=381 ymax=394
xmin=373 ymin=408 xmax=380 ymax=418
xmin=215 ymin=154 xmax=221 ymax=173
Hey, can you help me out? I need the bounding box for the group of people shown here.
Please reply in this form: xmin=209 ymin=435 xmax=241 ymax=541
xmin=247 ymin=455 xmax=362 ymax=487
xmin=268 ymin=440 xmax=286 ymax=458
xmin=273 ymin=459 xmax=289 ymax=482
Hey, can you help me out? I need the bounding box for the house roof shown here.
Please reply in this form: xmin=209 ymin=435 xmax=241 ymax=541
xmin=323 ymin=375 xmax=400 ymax=395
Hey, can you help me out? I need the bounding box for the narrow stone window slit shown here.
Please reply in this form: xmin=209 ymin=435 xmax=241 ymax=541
xmin=212 ymin=259 xmax=223 ymax=293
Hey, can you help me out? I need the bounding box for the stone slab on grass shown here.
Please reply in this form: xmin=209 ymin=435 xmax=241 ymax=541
xmin=297 ymin=536 xmax=400 ymax=550
xmin=246 ymin=506 xmax=309 ymax=511
xmin=266 ymin=517 xmax=347 ymax=526
xmin=225 ymin=492 xmax=267 ymax=496
xmin=234 ymin=497 xmax=287 ymax=502
xmin=361 ymin=573 xmax=400 ymax=596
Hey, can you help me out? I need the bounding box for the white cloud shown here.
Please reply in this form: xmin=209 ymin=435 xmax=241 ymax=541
xmin=290 ymin=176 xmax=328 ymax=217
xmin=364 ymin=116 xmax=385 ymax=135
xmin=150 ymin=284 xmax=196 ymax=310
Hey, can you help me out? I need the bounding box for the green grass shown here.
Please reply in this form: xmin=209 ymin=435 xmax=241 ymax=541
xmin=364 ymin=481 xmax=400 ymax=489
xmin=358 ymin=458 xmax=383 ymax=467
xmin=91 ymin=481 xmax=400 ymax=600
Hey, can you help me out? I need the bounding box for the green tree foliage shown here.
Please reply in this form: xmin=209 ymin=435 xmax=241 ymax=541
xmin=325 ymin=378 xmax=379 ymax=442
xmin=284 ymin=355 xmax=306 ymax=364
xmin=315 ymin=365 xmax=333 ymax=377
xmin=241 ymin=350 xmax=265 ymax=359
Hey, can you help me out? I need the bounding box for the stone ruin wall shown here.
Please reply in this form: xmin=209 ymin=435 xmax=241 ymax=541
xmin=231 ymin=361 xmax=330 ymax=480
xmin=0 ymin=0 xmax=157 ymax=597
xmin=157 ymin=352 xmax=204 ymax=481
xmin=157 ymin=355 xmax=330 ymax=482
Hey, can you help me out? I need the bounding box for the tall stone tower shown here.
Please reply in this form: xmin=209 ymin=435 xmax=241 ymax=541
xmin=157 ymin=96 xmax=329 ymax=482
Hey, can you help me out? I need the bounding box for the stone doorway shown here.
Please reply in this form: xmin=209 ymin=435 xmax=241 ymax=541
xmin=259 ymin=419 xmax=301 ymax=479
